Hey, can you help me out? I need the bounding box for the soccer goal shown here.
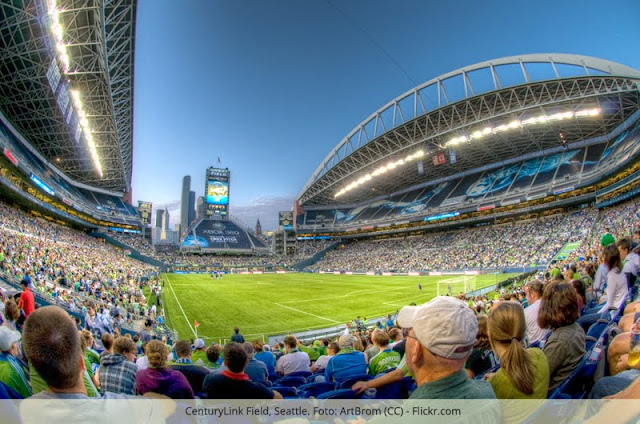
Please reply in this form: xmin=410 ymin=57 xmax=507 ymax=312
xmin=436 ymin=276 xmax=477 ymax=297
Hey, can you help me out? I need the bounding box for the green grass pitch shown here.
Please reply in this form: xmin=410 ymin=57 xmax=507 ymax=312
xmin=160 ymin=272 xmax=519 ymax=343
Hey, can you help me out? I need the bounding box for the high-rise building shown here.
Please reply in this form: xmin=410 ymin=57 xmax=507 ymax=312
xmin=155 ymin=209 xmax=164 ymax=229
xmin=162 ymin=209 xmax=170 ymax=231
xmin=255 ymin=219 xmax=262 ymax=236
xmin=188 ymin=191 xmax=196 ymax=225
xmin=196 ymin=196 xmax=205 ymax=219
xmin=180 ymin=175 xmax=191 ymax=237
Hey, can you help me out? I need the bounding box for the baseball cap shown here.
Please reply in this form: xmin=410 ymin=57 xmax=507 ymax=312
xmin=192 ymin=338 xmax=205 ymax=349
xmin=0 ymin=327 xmax=21 ymax=352
xmin=397 ymin=296 xmax=477 ymax=359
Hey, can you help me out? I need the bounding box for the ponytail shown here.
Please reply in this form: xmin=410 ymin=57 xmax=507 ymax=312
xmin=488 ymin=301 xmax=535 ymax=396
xmin=501 ymin=337 xmax=535 ymax=395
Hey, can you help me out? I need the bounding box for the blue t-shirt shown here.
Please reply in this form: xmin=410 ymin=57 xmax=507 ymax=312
xmin=245 ymin=358 xmax=268 ymax=382
xmin=255 ymin=351 xmax=276 ymax=374
xmin=325 ymin=349 xmax=367 ymax=382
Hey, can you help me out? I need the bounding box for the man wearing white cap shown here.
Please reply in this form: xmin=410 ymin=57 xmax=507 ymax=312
xmin=191 ymin=338 xmax=209 ymax=367
xmin=0 ymin=326 xmax=31 ymax=398
xmin=398 ymin=296 xmax=496 ymax=399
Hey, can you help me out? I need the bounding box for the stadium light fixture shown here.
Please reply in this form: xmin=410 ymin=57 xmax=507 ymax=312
xmin=334 ymin=149 xmax=424 ymax=198
xmin=445 ymin=107 xmax=600 ymax=147
xmin=48 ymin=1 xmax=103 ymax=178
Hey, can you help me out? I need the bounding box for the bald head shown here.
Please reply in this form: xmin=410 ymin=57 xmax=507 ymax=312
xmin=23 ymin=306 xmax=83 ymax=390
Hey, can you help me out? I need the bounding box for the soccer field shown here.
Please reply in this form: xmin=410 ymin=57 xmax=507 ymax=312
xmin=160 ymin=272 xmax=519 ymax=343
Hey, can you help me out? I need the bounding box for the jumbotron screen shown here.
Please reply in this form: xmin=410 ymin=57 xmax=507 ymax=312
xmin=206 ymin=179 xmax=229 ymax=205
xmin=205 ymin=167 xmax=230 ymax=217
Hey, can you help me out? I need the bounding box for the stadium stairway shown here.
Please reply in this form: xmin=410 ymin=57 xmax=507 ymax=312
xmin=293 ymin=242 xmax=341 ymax=270
xmin=90 ymin=232 xmax=165 ymax=268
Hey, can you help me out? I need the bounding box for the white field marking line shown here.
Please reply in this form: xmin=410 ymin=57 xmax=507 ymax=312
xmin=382 ymin=292 xmax=438 ymax=307
xmin=165 ymin=274 xmax=197 ymax=338
xmin=274 ymin=303 xmax=340 ymax=324
xmin=437 ymin=276 xmax=468 ymax=283
xmin=280 ymin=283 xmax=416 ymax=305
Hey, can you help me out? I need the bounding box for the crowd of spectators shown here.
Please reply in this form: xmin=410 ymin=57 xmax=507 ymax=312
xmin=0 ymin=201 xmax=163 ymax=332
xmin=0 ymin=193 xmax=638 ymax=418
xmin=156 ymin=240 xmax=332 ymax=270
xmin=105 ymin=230 xmax=158 ymax=259
xmin=310 ymin=209 xmax=596 ymax=272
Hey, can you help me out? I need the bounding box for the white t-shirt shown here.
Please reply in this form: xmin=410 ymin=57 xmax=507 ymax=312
xmin=603 ymin=269 xmax=629 ymax=314
xmin=524 ymin=299 xmax=546 ymax=344
xmin=314 ymin=355 xmax=330 ymax=370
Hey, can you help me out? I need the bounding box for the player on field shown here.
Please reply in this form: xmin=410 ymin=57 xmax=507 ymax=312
xmin=417 ymin=283 xmax=422 ymax=293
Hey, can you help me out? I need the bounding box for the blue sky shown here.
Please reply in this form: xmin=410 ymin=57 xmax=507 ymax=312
xmin=131 ymin=0 xmax=640 ymax=230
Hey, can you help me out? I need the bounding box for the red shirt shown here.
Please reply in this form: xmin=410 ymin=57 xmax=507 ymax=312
xmin=19 ymin=288 xmax=35 ymax=317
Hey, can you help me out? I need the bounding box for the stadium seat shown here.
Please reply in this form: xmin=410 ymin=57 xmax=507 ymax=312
xmin=0 ymin=381 xmax=22 ymax=399
xmin=475 ymin=364 xmax=500 ymax=380
xmin=306 ymin=371 xmax=325 ymax=383
xmin=549 ymin=326 xmax=608 ymax=399
xmin=271 ymin=376 xmax=307 ymax=388
xmin=336 ymin=374 xmax=371 ymax=389
xmin=286 ymin=370 xmax=312 ymax=379
xmin=374 ymin=376 xmax=415 ymax=399
xmin=316 ymin=389 xmax=359 ymax=399
xmin=270 ymin=386 xmax=298 ymax=398
xmin=296 ymin=381 xmax=336 ymax=398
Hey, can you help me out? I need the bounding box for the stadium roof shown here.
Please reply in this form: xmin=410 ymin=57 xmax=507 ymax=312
xmin=0 ymin=0 xmax=137 ymax=192
xmin=299 ymin=54 xmax=640 ymax=206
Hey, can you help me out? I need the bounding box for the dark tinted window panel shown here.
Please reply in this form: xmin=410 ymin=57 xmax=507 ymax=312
xmin=372 ymin=188 xmax=424 ymax=221
xmin=423 ymin=180 xmax=458 ymax=209
xmin=616 ymin=126 xmax=640 ymax=165
xmin=466 ymin=168 xmax=501 ymax=198
xmin=554 ymin=149 xmax=584 ymax=182
xmin=306 ymin=210 xmax=336 ymax=226
xmin=531 ymin=153 xmax=563 ymax=187
xmin=582 ymin=143 xmax=607 ymax=174
xmin=448 ymin=174 xmax=479 ymax=198
xmin=600 ymin=121 xmax=640 ymax=164
xmin=484 ymin=164 xmax=520 ymax=197
xmin=355 ymin=201 xmax=386 ymax=221
xmin=508 ymin=157 xmax=543 ymax=192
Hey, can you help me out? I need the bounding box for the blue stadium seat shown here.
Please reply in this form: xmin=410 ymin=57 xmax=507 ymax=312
xmin=296 ymin=381 xmax=336 ymax=398
xmin=316 ymin=389 xmax=359 ymax=399
xmin=548 ymin=324 xmax=609 ymax=399
xmin=286 ymin=370 xmax=312 ymax=379
xmin=306 ymin=371 xmax=325 ymax=383
xmin=271 ymin=376 xmax=307 ymax=388
xmin=587 ymin=319 xmax=610 ymax=340
xmin=374 ymin=376 xmax=415 ymax=399
xmin=270 ymin=386 xmax=298 ymax=398
xmin=336 ymin=374 xmax=371 ymax=389
xmin=0 ymin=381 xmax=22 ymax=399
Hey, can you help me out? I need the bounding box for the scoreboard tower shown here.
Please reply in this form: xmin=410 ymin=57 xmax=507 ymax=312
xmin=205 ymin=167 xmax=230 ymax=220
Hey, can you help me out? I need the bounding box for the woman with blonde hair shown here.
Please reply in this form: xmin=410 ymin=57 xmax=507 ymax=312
xmin=135 ymin=340 xmax=194 ymax=398
xmin=487 ymin=301 xmax=549 ymax=422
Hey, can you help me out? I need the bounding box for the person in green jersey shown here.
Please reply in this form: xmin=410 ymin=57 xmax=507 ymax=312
xmin=601 ymin=229 xmax=615 ymax=247
xmin=0 ymin=327 xmax=31 ymax=398
xmin=191 ymin=338 xmax=210 ymax=367
xmin=368 ymin=330 xmax=401 ymax=376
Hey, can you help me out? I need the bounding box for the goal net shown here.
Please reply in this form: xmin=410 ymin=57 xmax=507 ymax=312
xmin=436 ymin=276 xmax=477 ymax=297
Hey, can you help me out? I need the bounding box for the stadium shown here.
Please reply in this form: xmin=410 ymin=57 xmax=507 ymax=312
xmin=1 ymin=0 xmax=640 ymax=419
